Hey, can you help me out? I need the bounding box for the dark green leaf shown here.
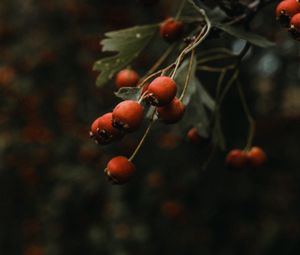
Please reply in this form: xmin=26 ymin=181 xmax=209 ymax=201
xmin=114 ymin=87 xmax=141 ymax=101
xmin=93 ymin=24 xmax=158 ymax=87
xmin=214 ymin=23 xmax=276 ymax=48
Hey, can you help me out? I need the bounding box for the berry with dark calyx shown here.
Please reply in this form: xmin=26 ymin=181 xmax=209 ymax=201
xmin=289 ymin=13 xmax=300 ymax=39
xmin=160 ymin=17 xmax=184 ymax=42
xmin=246 ymin=146 xmax=267 ymax=167
xmin=276 ymin=0 xmax=300 ymax=27
xmin=104 ymin=156 xmax=136 ymax=184
xmin=187 ymin=127 xmax=202 ymax=144
xmin=115 ymin=69 xmax=139 ymax=88
xmin=146 ymin=76 xmax=177 ymax=106
xmin=112 ymin=100 xmax=144 ymax=132
xmin=89 ymin=112 xmax=123 ymax=144
xmin=157 ymin=97 xmax=185 ymax=124
xmin=226 ymin=149 xmax=248 ymax=169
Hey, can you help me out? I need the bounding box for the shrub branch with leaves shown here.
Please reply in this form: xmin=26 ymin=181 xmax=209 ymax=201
xmin=89 ymin=0 xmax=280 ymax=184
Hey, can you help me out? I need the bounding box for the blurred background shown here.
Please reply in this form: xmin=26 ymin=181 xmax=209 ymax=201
xmin=0 ymin=0 xmax=300 ymax=255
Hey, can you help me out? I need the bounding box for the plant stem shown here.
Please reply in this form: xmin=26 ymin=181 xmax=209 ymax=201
xmin=179 ymin=49 xmax=195 ymax=101
xmin=128 ymin=110 xmax=156 ymax=162
xmin=237 ymin=81 xmax=255 ymax=151
xmin=175 ymin=0 xmax=187 ymax=20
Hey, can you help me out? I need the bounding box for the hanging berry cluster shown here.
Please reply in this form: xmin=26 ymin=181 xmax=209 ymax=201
xmin=276 ymin=0 xmax=300 ymax=40
xmin=89 ymin=1 xmax=271 ymax=185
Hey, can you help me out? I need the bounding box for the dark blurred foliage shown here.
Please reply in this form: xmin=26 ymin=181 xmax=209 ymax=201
xmin=0 ymin=0 xmax=300 ymax=255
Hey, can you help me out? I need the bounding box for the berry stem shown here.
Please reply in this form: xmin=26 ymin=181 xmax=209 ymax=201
xmin=179 ymin=49 xmax=195 ymax=101
xmin=237 ymin=81 xmax=255 ymax=151
xmin=142 ymin=44 xmax=176 ymax=81
xmin=128 ymin=109 xmax=156 ymax=162
xmin=175 ymin=0 xmax=186 ymax=20
xmin=170 ymin=9 xmax=211 ymax=79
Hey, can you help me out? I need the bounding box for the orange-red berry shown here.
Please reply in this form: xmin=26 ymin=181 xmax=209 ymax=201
xmin=112 ymin=100 xmax=144 ymax=132
xmin=160 ymin=18 xmax=184 ymax=42
xmin=226 ymin=149 xmax=248 ymax=169
xmin=146 ymin=76 xmax=177 ymax=106
xmin=187 ymin=127 xmax=201 ymax=144
xmin=115 ymin=69 xmax=139 ymax=88
xmin=246 ymin=146 xmax=267 ymax=167
xmin=289 ymin=13 xmax=300 ymax=39
xmin=157 ymin=97 xmax=185 ymax=124
xmin=104 ymin=156 xmax=136 ymax=184
xmin=276 ymin=0 xmax=300 ymax=27
xmin=90 ymin=112 xmax=123 ymax=144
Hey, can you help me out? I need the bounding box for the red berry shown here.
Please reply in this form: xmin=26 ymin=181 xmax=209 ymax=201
xmin=289 ymin=13 xmax=300 ymax=39
xmin=146 ymin=76 xmax=177 ymax=106
xmin=112 ymin=100 xmax=144 ymax=132
xmin=276 ymin=0 xmax=300 ymax=27
xmin=104 ymin=156 xmax=136 ymax=184
xmin=157 ymin=97 xmax=185 ymax=124
xmin=246 ymin=146 xmax=267 ymax=167
xmin=226 ymin=149 xmax=248 ymax=169
xmin=89 ymin=112 xmax=123 ymax=144
xmin=115 ymin=69 xmax=139 ymax=88
xmin=187 ymin=127 xmax=201 ymax=144
xmin=160 ymin=18 xmax=184 ymax=42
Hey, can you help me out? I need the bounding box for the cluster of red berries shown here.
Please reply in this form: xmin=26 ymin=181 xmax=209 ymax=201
xmin=276 ymin=0 xmax=300 ymax=40
xmin=226 ymin=146 xmax=267 ymax=169
xmin=88 ymin=17 xmax=186 ymax=185
xmin=90 ymin=68 xmax=186 ymax=184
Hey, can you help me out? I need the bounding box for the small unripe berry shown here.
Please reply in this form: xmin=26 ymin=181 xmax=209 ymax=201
xmin=90 ymin=112 xmax=123 ymax=144
xmin=112 ymin=100 xmax=144 ymax=132
xmin=246 ymin=146 xmax=267 ymax=167
xmin=115 ymin=69 xmax=139 ymax=88
xmin=160 ymin=18 xmax=184 ymax=42
xmin=146 ymin=76 xmax=177 ymax=106
xmin=187 ymin=127 xmax=201 ymax=144
xmin=157 ymin=97 xmax=185 ymax=124
xmin=276 ymin=0 xmax=300 ymax=27
xmin=226 ymin=149 xmax=248 ymax=169
xmin=104 ymin=156 xmax=136 ymax=184
xmin=289 ymin=13 xmax=300 ymax=39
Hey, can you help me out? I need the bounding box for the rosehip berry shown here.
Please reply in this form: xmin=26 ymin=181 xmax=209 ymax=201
xmin=157 ymin=97 xmax=185 ymax=124
xmin=187 ymin=127 xmax=201 ymax=144
xmin=112 ymin=100 xmax=144 ymax=132
xmin=160 ymin=18 xmax=184 ymax=42
xmin=115 ymin=69 xmax=139 ymax=88
xmin=289 ymin=13 xmax=300 ymax=39
xmin=146 ymin=76 xmax=177 ymax=106
xmin=104 ymin=156 xmax=136 ymax=184
xmin=276 ymin=0 xmax=300 ymax=27
xmin=90 ymin=112 xmax=123 ymax=144
xmin=226 ymin=149 xmax=248 ymax=169
xmin=246 ymin=146 xmax=267 ymax=167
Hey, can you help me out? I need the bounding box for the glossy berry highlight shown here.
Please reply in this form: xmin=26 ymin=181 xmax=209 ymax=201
xmin=112 ymin=100 xmax=144 ymax=132
xmin=157 ymin=97 xmax=185 ymax=124
xmin=104 ymin=156 xmax=136 ymax=184
xmin=160 ymin=18 xmax=184 ymax=42
xmin=146 ymin=76 xmax=177 ymax=106
xmin=115 ymin=69 xmax=139 ymax=88
xmin=226 ymin=149 xmax=248 ymax=169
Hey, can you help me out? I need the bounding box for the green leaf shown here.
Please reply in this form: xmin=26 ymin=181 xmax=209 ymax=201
xmin=93 ymin=24 xmax=158 ymax=87
xmin=114 ymin=87 xmax=141 ymax=101
xmin=214 ymin=23 xmax=276 ymax=48
xmin=174 ymin=56 xmax=215 ymax=138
